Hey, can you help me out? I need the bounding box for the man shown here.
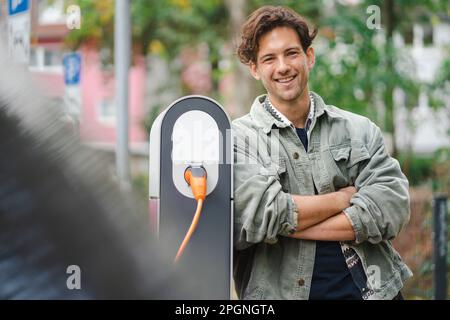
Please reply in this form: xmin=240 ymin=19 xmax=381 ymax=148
xmin=232 ymin=6 xmax=412 ymax=300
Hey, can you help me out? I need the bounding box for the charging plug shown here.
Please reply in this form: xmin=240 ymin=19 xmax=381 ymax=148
xmin=184 ymin=166 xmax=207 ymax=201
xmin=174 ymin=166 xmax=208 ymax=263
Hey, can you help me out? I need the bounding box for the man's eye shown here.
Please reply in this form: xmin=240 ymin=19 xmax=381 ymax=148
xmin=288 ymin=51 xmax=298 ymax=56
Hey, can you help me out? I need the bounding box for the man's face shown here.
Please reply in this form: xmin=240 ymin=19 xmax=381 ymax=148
xmin=250 ymin=26 xmax=315 ymax=106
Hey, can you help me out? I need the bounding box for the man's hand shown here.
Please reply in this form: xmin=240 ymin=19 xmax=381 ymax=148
xmin=292 ymin=185 xmax=356 ymax=232
xmin=336 ymin=186 xmax=356 ymax=211
xmin=289 ymin=213 xmax=356 ymax=241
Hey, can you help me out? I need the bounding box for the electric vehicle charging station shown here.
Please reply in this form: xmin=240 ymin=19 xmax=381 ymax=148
xmin=149 ymin=96 xmax=233 ymax=299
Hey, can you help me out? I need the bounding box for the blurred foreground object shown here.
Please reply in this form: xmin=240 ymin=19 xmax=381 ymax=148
xmin=0 ymin=41 xmax=185 ymax=299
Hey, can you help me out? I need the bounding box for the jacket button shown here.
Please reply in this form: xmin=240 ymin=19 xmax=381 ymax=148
xmin=293 ymin=152 xmax=299 ymax=160
xmin=298 ymin=278 xmax=305 ymax=286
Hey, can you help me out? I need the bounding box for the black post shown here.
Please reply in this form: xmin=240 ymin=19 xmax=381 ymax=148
xmin=433 ymin=194 xmax=448 ymax=300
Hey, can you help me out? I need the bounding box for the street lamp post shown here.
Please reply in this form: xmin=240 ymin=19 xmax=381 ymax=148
xmin=114 ymin=0 xmax=131 ymax=188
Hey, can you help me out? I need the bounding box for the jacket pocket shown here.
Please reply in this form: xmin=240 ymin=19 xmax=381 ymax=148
xmin=330 ymin=145 xmax=351 ymax=162
xmin=327 ymin=142 xmax=370 ymax=188
xmin=330 ymin=143 xmax=370 ymax=168
xmin=347 ymin=142 xmax=370 ymax=168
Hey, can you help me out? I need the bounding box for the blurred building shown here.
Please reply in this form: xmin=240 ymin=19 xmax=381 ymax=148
xmin=29 ymin=0 xmax=67 ymax=105
xmin=0 ymin=0 xmax=149 ymax=175
xmin=395 ymin=21 xmax=450 ymax=154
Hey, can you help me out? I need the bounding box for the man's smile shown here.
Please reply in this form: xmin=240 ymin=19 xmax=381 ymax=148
xmin=274 ymin=74 xmax=297 ymax=84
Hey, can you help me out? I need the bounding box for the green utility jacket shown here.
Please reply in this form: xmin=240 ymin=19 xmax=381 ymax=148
xmin=232 ymin=92 xmax=413 ymax=300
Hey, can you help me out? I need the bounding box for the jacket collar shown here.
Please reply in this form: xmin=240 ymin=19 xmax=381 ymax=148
xmin=264 ymin=95 xmax=315 ymax=131
xmin=250 ymin=91 xmax=340 ymax=134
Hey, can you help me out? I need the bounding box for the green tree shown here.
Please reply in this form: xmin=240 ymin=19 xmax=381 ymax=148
xmin=235 ymin=0 xmax=446 ymax=155
xmin=62 ymin=0 xmax=228 ymax=64
xmin=57 ymin=0 xmax=448 ymax=150
xmin=288 ymin=0 xmax=446 ymax=156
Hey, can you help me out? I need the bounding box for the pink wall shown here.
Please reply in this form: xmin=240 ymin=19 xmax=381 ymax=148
xmin=32 ymin=72 xmax=65 ymax=97
xmin=79 ymin=46 xmax=147 ymax=145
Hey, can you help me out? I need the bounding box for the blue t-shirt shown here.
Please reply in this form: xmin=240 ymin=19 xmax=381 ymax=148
xmin=295 ymin=127 xmax=364 ymax=300
xmin=309 ymin=241 xmax=363 ymax=299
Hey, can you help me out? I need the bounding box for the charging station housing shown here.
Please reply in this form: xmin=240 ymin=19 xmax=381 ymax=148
xmin=149 ymin=95 xmax=233 ymax=299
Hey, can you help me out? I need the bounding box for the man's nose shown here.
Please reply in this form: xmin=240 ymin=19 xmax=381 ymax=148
xmin=276 ymin=57 xmax=290 ymax=74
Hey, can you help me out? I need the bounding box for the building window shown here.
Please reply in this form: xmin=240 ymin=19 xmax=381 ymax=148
xmin=29 ymin=48 xmax=38 ymax=67
xmin=98 ymin=99 xmax=116 ymax=125
xmin=38 ymin=0 xmax=66 ymax=25
xmin=44 ymin=49 xmax=63 ymax=67
xmin=29 ymin=47 xmax=63 ymax=73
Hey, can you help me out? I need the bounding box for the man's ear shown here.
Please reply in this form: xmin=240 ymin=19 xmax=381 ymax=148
xmin=306 ymin=47 xmax=315 ymax=71
xmin=249 ymin=62 xmax=260 ymax=80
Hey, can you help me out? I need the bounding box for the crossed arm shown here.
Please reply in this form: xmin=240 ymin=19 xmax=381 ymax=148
xmin=234 ymin=123 xmax=409 ymax=247
xmin=288 ymin=187 xmax=356 ymax=241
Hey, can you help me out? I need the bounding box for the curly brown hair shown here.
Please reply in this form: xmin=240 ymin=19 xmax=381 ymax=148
xmin=237 ymin=6 xmax=318 ymax=65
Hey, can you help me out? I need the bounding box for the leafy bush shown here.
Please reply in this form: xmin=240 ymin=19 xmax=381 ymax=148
xmin=398 ymin=153 xmax=435 ymax=187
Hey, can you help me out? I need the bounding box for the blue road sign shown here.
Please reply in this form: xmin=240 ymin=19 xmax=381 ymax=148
xmin=63 ymin=53 xmax=81 ymax=86
xmin=8 ymin=0 xmax=29 ymax=16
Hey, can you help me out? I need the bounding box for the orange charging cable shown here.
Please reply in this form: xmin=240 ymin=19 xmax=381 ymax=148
xmin=174 ymin=166 xmax=207 ymax=263
xmin=174 ymin=199 xmax=203 ymax=263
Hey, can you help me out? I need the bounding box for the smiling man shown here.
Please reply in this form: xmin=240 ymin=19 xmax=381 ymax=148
xmin=232 ymin=6 xmax=412 ymax=300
